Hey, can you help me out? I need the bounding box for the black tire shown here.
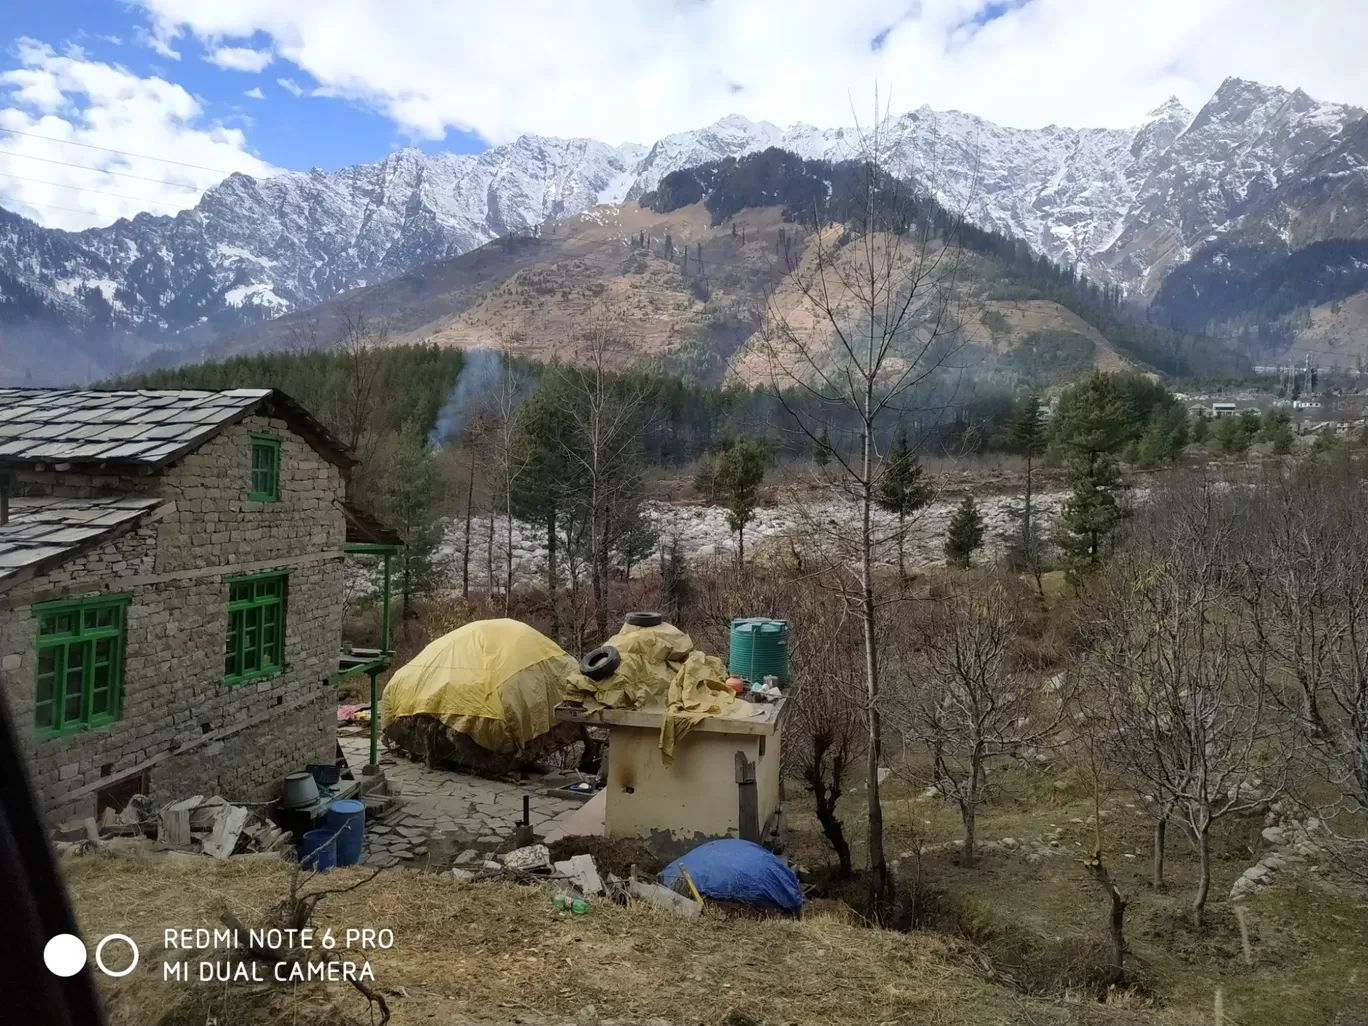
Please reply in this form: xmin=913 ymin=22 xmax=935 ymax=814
xmin=625 ymin=611 xmax=664 ymax=627
xmin=579 ymin=645 xmax=621 ymax=681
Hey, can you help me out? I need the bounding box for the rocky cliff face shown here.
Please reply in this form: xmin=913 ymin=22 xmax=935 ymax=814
xmin=1 ymin=77 xmax=1363 ymax=382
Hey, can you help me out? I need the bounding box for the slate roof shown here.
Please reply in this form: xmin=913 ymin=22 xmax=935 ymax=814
xmin=0 ymin=496 xmax=164 ymax=592
xmin=0 ymin=388 xmax=355 ymax=469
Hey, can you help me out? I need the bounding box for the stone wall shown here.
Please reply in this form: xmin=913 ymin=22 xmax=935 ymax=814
xmin=0 ymin=413 xmax=348 ymax=823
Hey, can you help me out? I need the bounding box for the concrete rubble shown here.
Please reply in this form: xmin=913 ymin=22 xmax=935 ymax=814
xmin=53 ymin=794 xmax=290 ymax=860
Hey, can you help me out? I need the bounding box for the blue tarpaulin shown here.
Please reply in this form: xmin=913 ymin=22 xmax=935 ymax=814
xmin=662 ymin=839 xmax=803 ymax=913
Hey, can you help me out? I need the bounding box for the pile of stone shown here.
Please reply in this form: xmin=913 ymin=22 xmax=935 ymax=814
xmin=53 ymin=794 xmax=289 ymax=860
xmin=1230 ymin=806 xmax=1326 ymax=900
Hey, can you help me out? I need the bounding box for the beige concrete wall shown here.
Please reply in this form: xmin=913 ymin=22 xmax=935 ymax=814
xmin=0 ymin=414 xmax=347 ymax=823
xmin=604 ymin=723 xmax=781 ymax=854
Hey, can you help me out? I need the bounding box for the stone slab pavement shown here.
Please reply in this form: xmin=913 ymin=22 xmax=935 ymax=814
xmin=339 ymin=737 xmax=582 ymax=868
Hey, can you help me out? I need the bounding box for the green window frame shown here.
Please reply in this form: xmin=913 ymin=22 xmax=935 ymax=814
xmin=224 ymin=571 xmax=288 ymax=685
xmin=249 ymin=434 xmax=281 ymax=501
xmin=32 ymin=594 xmax=129 ymax=738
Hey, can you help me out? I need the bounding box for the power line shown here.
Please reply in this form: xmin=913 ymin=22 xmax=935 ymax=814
xmin=0 ymin=147 xmax=204 ymax=190
xmin=1 ymin=195 xmax=127 ymax=219
xmin=0 ymin=127 xmax=241 ymax=175
xmin=0 ymin=169 xmax=164 ymax=206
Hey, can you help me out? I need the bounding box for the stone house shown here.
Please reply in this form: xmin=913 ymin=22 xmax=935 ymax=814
xmin=0 ymin=388 xmax=397 ymax=825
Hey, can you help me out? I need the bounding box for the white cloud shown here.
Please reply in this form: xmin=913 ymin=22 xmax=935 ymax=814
xmin=131 ymin=22 xmax=181 ymax=60
xmin=0 ymin=40 xmax=277 ymax=230
xmin=276 ymin=77 xmax=303 ymax=97
xmin=244 ymin=86 xmax=264 ymax=99
xmin=131 ymin=0 xmax=1368 ymax=145
xmin=207 ymin=46 xmax=272 ymax=73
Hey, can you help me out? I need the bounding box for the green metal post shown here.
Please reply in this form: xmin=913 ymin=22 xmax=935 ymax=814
xmin=381 ymin=551 xmax=393 ymax=654
xmin=367 ymin=669 xmax=379 ymax=771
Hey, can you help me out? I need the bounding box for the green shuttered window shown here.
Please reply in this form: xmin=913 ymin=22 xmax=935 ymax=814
xmin=249 ymin=434 xmax=281 ymax=501
xmin=34 ymin=595 xmax=128 ymax=737
xmin=223 ymin=572 xmax=288 ymax=685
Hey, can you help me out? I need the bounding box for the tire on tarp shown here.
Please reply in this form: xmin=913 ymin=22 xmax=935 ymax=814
xmin=579 ymin=645 xmax=621 ymax=681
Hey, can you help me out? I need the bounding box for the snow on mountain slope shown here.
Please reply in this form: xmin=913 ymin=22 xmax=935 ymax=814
xmin=1 ymin=77 xmax=1364 ymax=383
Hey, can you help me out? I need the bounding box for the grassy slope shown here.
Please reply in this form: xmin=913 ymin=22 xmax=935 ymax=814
xmin=786 ymin=764 xmax=1368 ymax=1026
xmin=70 ymin=853 xmax=1118 ymax=1026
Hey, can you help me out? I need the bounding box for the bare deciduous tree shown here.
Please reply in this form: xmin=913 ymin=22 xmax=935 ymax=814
xmin=1239 ymin=460 xmax=1368 ymax=871
xmin=1084 ymin=474 xmax=1290 ymax=928
xmin=890 ymin=574 xmax=1061 ymax=866
xmin=556 ymin=314 xmax=653 ymax=640
xmin=784 ymin=594 xmax=865 ymax=878
xmin=756 ymin=98 xmax=976 ymax=913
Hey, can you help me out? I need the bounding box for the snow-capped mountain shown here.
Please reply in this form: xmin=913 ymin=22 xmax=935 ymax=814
xmin=1 ymin=76 xmax=1364 ymax=382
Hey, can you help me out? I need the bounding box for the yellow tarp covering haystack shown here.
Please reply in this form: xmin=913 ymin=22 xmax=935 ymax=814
xmin=565 ymin=621 xmax=756 ymax=763
xmin=382 ymin=618 xmax=579 ymax=756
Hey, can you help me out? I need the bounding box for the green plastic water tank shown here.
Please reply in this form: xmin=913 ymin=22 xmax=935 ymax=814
xmin=729 ymin=618 xmax=789 ymax=686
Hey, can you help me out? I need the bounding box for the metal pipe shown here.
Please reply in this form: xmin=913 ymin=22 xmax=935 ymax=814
xmin=368 ymin=669 xmax=379 ymax=770
xmin=381 ymin=551 xmax=393 ymax=654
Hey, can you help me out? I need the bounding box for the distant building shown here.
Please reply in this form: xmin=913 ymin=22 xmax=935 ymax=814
xmin=1211 ymin=402 xmax=1237 ymax=417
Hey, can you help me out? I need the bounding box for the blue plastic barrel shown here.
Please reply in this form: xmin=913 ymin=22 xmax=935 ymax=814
xmin=327 ymin=799 xmax=366 ymax=867
xmin=299 ymin=828 xmax=336 ymax=872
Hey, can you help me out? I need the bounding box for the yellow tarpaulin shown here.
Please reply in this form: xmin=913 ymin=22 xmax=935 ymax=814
xmin=381 ymin=618 xmax=579 ymax=754
xmin=566 ymin=621 xmax=756 ymax=763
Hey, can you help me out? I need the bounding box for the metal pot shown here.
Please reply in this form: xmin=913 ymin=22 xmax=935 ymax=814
xmin=281 ymin=772 xmax=320 ymax=808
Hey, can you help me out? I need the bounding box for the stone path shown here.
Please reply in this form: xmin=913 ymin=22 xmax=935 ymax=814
xmin=339 ymin=737 xmax=582 ymax=868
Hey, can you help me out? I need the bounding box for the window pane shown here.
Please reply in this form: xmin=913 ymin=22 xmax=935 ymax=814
xmin=262 ymin=607 xmax=278 ymax=667
xmin=91 ymin=664 xmax=111 ymax=716
xmin=63 ymin=643 xmax=86 ymax=723
xmin=243 ymin=611 xmax=260 ymax=672
xmin=225 ymin=609 xmax=241 ymax=677
xmin=36 ymin=647 xmax=59 ymax=728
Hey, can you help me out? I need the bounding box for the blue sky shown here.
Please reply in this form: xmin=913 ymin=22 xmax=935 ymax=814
xmin=0 ymin=1 xmax=485 ymax=174
xmin=0 ymin=0 xmax=1363 ymax=231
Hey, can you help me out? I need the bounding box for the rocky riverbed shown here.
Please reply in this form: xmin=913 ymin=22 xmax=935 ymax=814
xmin=442 ymin=490 xmax=1067 ymax=590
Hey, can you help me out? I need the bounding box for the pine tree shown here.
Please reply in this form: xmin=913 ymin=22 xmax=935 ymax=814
xmin=1006 ymin=394 xmax=1047 ymax=593
xmin=1055 ymin=453 xmax=1124 ymax=580
xmin=944 ymin=497 xmax=985 ymax=569
xmin=376 ymin=424 xmax=451 ymax=618
xmin=662 ymin=535 xmax=693 ymax=621
xmin=716 ymin=437 xmax=769 ymax=567
xmin=731 ymin=222 xmax=737 ymax=239
xmin=663 ymin=233 xmax=674 ymax=261
xmin=876 ymin=425 xmax=931 ymax=583
xmin=508 ymin=372 xmax=575 ymax=641
xmin=1052 ymin=373 xmax=1131 ymax=581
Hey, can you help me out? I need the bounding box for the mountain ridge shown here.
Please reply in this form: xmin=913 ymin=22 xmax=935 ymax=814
xmin=1 ymin=76 xmax=1364 ymax=383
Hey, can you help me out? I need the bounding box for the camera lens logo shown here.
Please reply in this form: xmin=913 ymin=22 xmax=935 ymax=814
xmin=44 ymin=934 xmax=139 ymax=978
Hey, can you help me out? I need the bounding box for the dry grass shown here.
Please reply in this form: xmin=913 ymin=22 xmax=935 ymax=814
xmin=68 ymin=850 xmax=1148 ymax=1026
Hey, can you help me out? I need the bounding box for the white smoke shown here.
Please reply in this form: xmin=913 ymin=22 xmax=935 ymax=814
xmin=428 ymin=348 xmax=503 ymax=447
